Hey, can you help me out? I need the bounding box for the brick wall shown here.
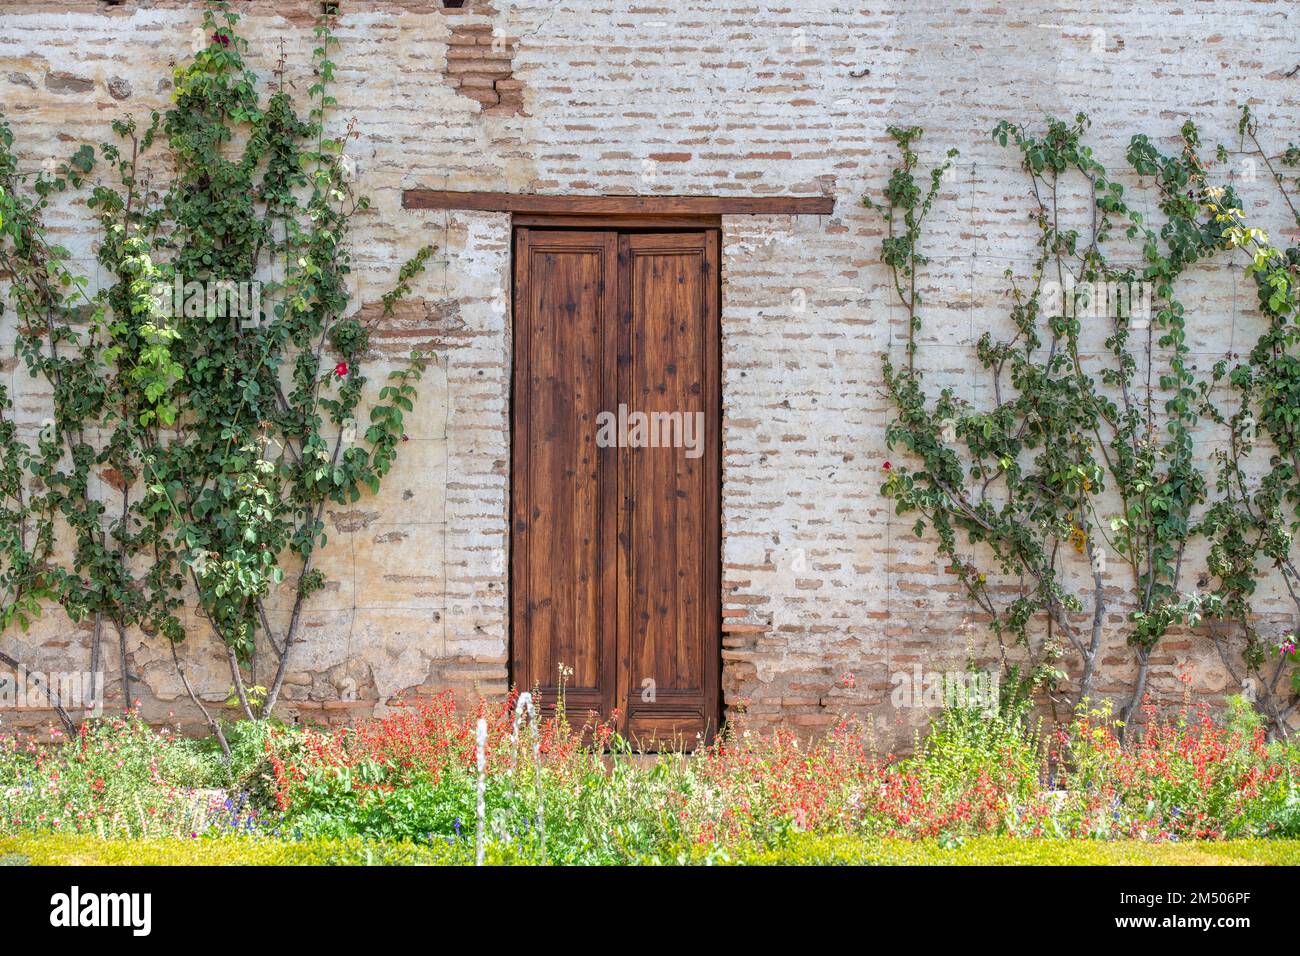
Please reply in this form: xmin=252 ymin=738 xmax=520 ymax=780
xmin=0 ymin=0 xmax=1297 ymax=742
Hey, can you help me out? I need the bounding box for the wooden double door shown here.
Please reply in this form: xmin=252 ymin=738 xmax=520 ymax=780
xmin=510 ymin=227 xmax=720 ymax=747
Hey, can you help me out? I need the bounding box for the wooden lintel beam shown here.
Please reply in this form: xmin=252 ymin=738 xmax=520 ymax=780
xmin=401 ymin=189 xmax=835 ymax=217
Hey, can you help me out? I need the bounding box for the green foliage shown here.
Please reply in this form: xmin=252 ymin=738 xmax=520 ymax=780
xmin=873 ymin=113 xmax=1298 ymax=730
xmin=0 ymin=2 xmax=436 ymax=742
xmin=671 ymin=833 xmax=1300 ymax=866
xmin=1053 ymin=693 xmax=1300 ymax=839
xmin=0 ymin=712 xmax=228 ymax=837
xmin=5 ymin=832 xmax=1300 ymax=866
xmin=1194 ymin=106 xmax=1300 ymax=732
xmin=911 ymin=699 xmax=1043 ymax=802
xmin=0 ymin=834 xmax=475 ymax=866
xmin=863 ymin=125 xmax=957 ymax=370
xmin=3 ymin=697 xmax=1298 ymax=861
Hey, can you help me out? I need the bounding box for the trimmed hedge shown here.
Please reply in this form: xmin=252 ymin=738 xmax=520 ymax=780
xmin=4 ymin=833 xmax=1300 ymax=866
xmin=0 ymin=835 xmax=475 ymax=866
xmin=691 ymin=835 xmax=1300 ymax=866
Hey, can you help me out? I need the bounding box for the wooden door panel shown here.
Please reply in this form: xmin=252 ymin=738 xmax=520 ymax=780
xmin=619 ymin=232 xmax=720 ymax=747
xmin=511 ymin=230 xmax=618 ymax=721
xmin=512 ymin=227 xmax=719 ymax=749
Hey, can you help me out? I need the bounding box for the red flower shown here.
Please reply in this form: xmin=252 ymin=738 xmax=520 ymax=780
xmin=882 ymin=460 xmax=891 ymax=470
xmin=212 ymin=32 xmax=231 ymax=47
xmin=334 ymin=362 xmax=349 ymax=378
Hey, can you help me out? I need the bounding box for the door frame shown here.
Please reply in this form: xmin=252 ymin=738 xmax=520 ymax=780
xmin=507 ymin=214 xmax=724 ymax=744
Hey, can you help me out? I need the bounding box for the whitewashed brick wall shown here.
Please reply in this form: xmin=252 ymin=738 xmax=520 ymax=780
xmin=1 ymin=0 xmax=1296 ymax=741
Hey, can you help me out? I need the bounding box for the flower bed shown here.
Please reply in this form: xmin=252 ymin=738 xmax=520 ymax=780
xmin=0 ymin=690 xmax=1297 ymax=864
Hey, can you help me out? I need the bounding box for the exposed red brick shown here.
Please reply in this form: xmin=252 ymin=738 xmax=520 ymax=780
xmin=441 ymin=20 xmax=523 ymax=115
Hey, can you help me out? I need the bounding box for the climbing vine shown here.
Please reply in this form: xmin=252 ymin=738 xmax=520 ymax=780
xmin=0 ymin=2 xmax=433 ymax=755
xmin=873 ymin=113 xmax=1300 ymax=737
xmin=1196 ymin=105 xmax=1300 ymax=734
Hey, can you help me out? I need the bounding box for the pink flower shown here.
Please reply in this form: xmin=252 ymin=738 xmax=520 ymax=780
xmin=334 ymin=362 xmax=349 ymax=378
